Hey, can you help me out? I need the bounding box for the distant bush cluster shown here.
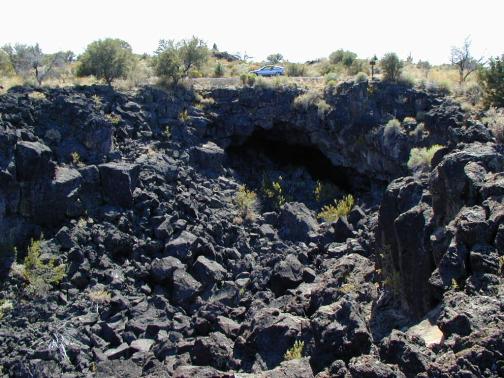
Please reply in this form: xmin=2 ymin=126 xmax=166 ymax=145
xmin=0 ymin=35 xmax=501 ymax=112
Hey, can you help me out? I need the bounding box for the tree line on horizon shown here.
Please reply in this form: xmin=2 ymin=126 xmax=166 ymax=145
xmin=0 ymin=37 xmax=502 ymax=108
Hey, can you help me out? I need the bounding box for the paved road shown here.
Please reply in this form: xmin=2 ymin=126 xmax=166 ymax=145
xmin=191 ymin=76 xmax=324 ymax=89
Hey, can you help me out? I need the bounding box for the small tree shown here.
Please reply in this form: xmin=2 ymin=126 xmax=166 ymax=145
xmin=369 ymin=55 xmax=378 ymax=80
xmin=0 ymin=49 xmax=14 ymax=76
xmin=450 ymin=37 xmax=483 ymax=85
xmin=380 ymin=53 xmax=403 ymax=81
xmin=329 ymin=49 xmax=357 ymax=68
xmin=178 ymin=37 xmax=209 ymax=75
xmin=154 ymin=37 xmax=208 ymax=84
xmin=417 ymin=60 xmax=431 ymax=78
xmin=267 ymin=53 xmax=283 ymax=64
xmin=479 ymin=55 xmax=504 ymax=108
xmin=77 ymin=39 xmax=134 ymax=85
xmin=1 ymin=43 xmax=65 ymax=85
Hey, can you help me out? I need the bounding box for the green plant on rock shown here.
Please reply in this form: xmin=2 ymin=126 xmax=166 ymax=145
xmin=498 ymin=256 xmax=504 ymax=276
xmin=23 ymin=239 xmax=66 ymax=296
xmin=262 ymin=174 xmax=286 ymax=209
xmin=70 ymin=151 xmax=84 ymax=167
xmin=178 ymin=109 xmax=189 ymax=123
xmin=240 ymin=73 xmax=256 ymax=86
xmin=235 ymin=186 xmax=257 ymax=216
xmin=91 ymin=94 xmax=102 ymax=108
xmin=284 ymin=340 xmax=304 ymax=361
xmin=482 ymin=107 xmax=504 ymax=143
xmin=407 ymin=145 xmax=444 ymax=171
xmin=379 ymin=245 xmax=401 ymax=297
xmin=0 ymin=299 xmax=13 ymax=320
xmin=105 ymin=113 xmax=122 ymax=125
xmin=314 ymin=180 xmax=340 ymax=203
xmin=214 ymin=62 xmax=225 ymax=78
xmin=317 ymin=194 xmax=355 ymax=223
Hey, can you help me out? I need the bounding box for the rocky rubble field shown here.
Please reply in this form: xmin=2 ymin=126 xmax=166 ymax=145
xmin=0 ymin=80 xmax=502 ymax=377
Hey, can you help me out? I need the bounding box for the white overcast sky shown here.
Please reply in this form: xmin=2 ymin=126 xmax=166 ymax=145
xmin=1 ymin=0 xmax=502 ymax=64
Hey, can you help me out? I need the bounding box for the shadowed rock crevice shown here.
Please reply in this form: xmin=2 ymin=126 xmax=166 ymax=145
xmin=226 ymin=125 xmax=387 ymax=208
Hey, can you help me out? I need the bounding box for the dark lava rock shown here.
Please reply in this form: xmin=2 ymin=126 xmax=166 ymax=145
xmin=99 ymin=162 xmax=139 ymax=207
xmin=278 ymin=202 xmax=319 ymax=242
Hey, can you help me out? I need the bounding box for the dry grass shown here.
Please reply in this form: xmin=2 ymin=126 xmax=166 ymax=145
xmin=88 ymin=289 xmax=112 ymax=305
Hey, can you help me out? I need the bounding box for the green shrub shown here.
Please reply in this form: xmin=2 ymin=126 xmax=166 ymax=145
xmin=240 ymin=73 xmax=256 ymax=86
xmin=293 ymin=90 xmax=331 ymax=118
xmin=0 ymin=300 xmax=13 ymax=320
xmin=314 ymin=181 xmax=340 ymax=203
xmin=479 ymin=55 xmax=504 ymax=108
xmin=286 ymin=63 xmax=306 ymax=77
xmin=105 ymin=113 xmax=122 ymax=125
xmin=267 ymin=53 xmax=283 ymax=64
xmin=407 ymin=145 xmax=444 ymax=171
xmin=482 ymin=107 xmax=504 ymax=143
xmin=324 ymin=72 xmax=339 ymax=86
xmin=329 ymin=49 xmax=357 ymax=67
xmin=317 ymin=194 xmax=355 ymax=222
xmin=178 ymin=109 xmax=189 ymax=123
xmin=235 ymin=186 xmax=257 ymax=215
xmin=398 ymin=73 xmax=415 ymax=87
xmin=355 ymin=72 xmax=368 ymax=83
xmin=462 ymin=82 xmax=483 ymax=105
xmin=254 ymin=76 xmax=273 ymax=89
xmin=153 ymin=37 xmax=208 ymax=85
xmin=77 ymin=39 xmax=134 ymax=85
xmin=383 ymin=118 xmax=401 ymax=138
xmin=379 ymin=245 xmax=400 ymax=296
xmin=348 ymin=59 xmax=369 ymax=75
xmin=284 ymin=340 xmax=304 ymax=361
xmin=214 ymin=62 xmax=225 ymax=78
xmin=262 ymin=174 xmax=286 ymax=209
xmin=70 ymin=152 xmax=84 ymax=167
xmin=23 ymin=239 xmax=66 ymax=296
xmin=380 ymin=53 xmax=403 ymax=81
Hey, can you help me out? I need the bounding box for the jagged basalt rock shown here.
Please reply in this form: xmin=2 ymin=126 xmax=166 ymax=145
xmin=0 ymin=83 xmax=502 ymax=378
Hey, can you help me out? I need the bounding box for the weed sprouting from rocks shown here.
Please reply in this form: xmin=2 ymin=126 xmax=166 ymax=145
xmin=0 ymin=300 xmax=13 ymax=320
xmin=235 ymin=185 xmax=257 ymax=220
xmin=105 ymin=113 xmax=122 ymax=125
xmin=262 ymin=174 xmax=286 ymax=209
xmin=23 ymin=239 xmax=66 ymax=297
xmin=284 ymin=340 xmax=304 ymax=361
xmin=317 ymin=194 xmax=355 ymax=223
xmin=407 ymin=144 xmax=444 ymax=171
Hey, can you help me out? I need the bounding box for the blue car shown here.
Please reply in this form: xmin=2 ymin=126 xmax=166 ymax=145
xmin=250 ymin=65 xmax=285 ymax=77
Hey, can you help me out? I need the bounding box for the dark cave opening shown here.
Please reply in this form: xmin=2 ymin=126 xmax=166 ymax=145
xmin=226 ymin=126 xmax=386 ymax=207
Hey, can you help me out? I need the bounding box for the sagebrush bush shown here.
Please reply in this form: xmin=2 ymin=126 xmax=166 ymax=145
xmin=317 ymin=194 xmax=355 ymax=223
xmin=482 ymin=107 xmax=504 ymax=143
xmin=407 ymin=145 xmax=444 ymax=171
xmin=355 ymin=72 xmax=368 ymax=83
xmin=380 ymin=53 xmax=403 ymax=81
xmin=240 ymin=73 xmax=256 ymax=86
xmin=324 ymin=72 xmax=339 ymax=85
xmin=286 ymin=63 xmax=306 ymax=77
